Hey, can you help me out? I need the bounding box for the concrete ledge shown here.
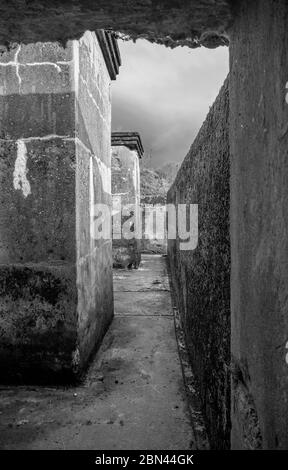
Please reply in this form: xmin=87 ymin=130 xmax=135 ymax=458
xmin=96 ymin=30 xmax=121 ymax=80
xmin=0 ymin=1 xmax=232 ymax=49
xmin=112 ymin=132 xmax=144 ymax=158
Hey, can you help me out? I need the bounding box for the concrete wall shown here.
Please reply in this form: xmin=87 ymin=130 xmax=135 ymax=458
xmin=229 ymin=0 xmax=288 ymax=449
xmin=111 ymin=145 xmax=141 ymax=268
xmin=75 ymin=32 xmax=114 ymax=373
xmin=0 ymin=1 xmax=232 ymax=49
xmin=0 ymin=32 xmax=114 ymax=382
xmin=167 ymin=78 xmax=230 ymax=448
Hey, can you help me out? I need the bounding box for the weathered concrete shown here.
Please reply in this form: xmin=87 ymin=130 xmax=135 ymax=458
xmin=0 ymin=32 xmax=120 ymax=382
xmin=111 ymin=132 xmax=142 ymax=269
xmin=229 ymin=0 xmax=288 ymax=450
xmin=141 ymin=204 xmax=167 ymax=254
xmin=0 ymin=1 xmax=232 ymax=49
xmin=0 ymin=255 xmax=196 ymax=450
xmin=140 ymin=168 xmax=168 ymax=254
xmin=0 ymin=0 xmax=287 ymax=451
xmin=167 ymin=78 xmax=230 ymax=449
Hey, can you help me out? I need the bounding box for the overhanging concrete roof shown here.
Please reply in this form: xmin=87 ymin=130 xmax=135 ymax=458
xmin=96 ymin=30 xmax=121 ymax=80
xmin=112 ymin=132 xmax=144 ymax=158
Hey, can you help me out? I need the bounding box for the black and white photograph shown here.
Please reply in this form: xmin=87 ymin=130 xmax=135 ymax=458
xmin=0 ymin=0 xmax=287 ymax=459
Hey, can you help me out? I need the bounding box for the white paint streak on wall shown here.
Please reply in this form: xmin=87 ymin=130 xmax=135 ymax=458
xmin=0 ymin=46 xmax=70 ymax=96
xmin=72 ymin=41 xmax=79 ymax=97
xmin=14 ymin=46 xmax=22 ymax=91
xmin=0 ymin=48 xmax=69 ymax=97
xmin=285 ymin=341 xmax=288 ymax=364
xmin=4 ymin=133 xmax=111 ymax=196
xmin=131 ymin=150 xmax=138 ymax=191
xmin=285 ymin=82 xmax=288 ymax=105
xmin=75 ymin=137 xmax=111 ymax=195
xmin=94 ymin=155 xmax=111 ymax=195
xmin=25 ymin=62 xmax=62 ymax=72
xmin=0 ymin=45 xmax=22 ymax=92
xmin=0 ymin=134 xmax=71 ymax=143
xmin=89 ymin=155 xmax=95 ymax=242
xmin=13 ymin=140 xmax=31 ymax=197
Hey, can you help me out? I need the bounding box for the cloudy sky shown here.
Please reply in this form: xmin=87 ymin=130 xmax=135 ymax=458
xmin=112 ymin=39 xmax=228 ymax=169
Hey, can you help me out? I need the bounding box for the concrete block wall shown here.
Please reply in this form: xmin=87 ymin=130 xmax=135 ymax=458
xmin=229 ymin=0 xmax=288 ymax=449
xmin=0 ymin=31 xmax=120 ymax=382
xmin=167 ymin=78 xmax=230 ymax=448
xmin=111 ymin=132 xmax=143 ymax=269
xmin=75 ymin=32 xmax=117 ymax=372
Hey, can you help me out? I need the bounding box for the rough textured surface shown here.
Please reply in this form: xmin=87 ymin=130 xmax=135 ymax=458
xmin=167 ymin=78 xmax=230 ymax=449
xmin=0 ymin=1 xmax=232 ymax=49
xmin=75 ymin=32 xmax=114 ymax=372
xmin=0 ymin=264 xmax=77 ymax=383
xmin=0 ymin=255 xmax=195 ymax=450
xmin=0 ymin=33 xmax=114 ymax=381
xmin=141 ymin=204 xmax=167 ymax=254
xmin=229 ymin=0 xmax=288 ymax=450
xmin=140 ymin=167 xmax=168 ymax=254
xmin=112 ymin=145 xmax=141 ymax=269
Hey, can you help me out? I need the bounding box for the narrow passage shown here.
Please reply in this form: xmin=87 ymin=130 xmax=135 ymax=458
xmin=0 ymin=255 xmax=194 ymax=450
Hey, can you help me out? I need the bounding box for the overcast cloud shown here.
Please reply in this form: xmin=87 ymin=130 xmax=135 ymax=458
xmin=112 ymin=40 xmax=229 ymax=168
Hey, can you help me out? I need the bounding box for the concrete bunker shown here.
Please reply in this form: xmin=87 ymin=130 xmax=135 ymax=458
xmin=0 ymin=30 xmax=121 ymax=382
xmin=0 ymin=0 xmax=287 ymax=451
xmin=111 ymin=132 xmax=143 ymax=269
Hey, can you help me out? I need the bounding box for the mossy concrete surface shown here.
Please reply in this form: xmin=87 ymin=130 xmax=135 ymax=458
xmin=0 ymin=1 xmax=232 ymax=48
xmin=0 ymin=264 xmax=78 ymax=383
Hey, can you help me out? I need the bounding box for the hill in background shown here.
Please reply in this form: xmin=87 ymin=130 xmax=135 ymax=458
xmin=140 ymin=161 xmax=180 ymax=204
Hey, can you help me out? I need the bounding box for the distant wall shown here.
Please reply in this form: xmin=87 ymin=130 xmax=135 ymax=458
xmin=140 ymin=168 xmax=168 ymax=254
xmin=167 ymin=77 xmax=230 ymax=448
xmin=141 ymin=201 xmax=167 ymax=255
